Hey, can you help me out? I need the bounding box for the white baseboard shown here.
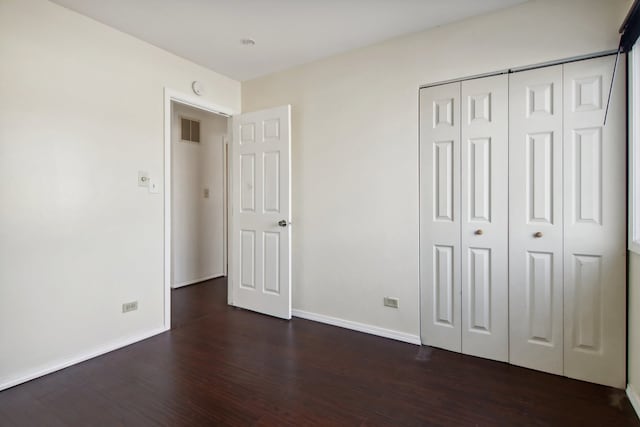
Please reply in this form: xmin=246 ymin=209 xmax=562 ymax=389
xmin=0 ymin=326 xmax=167 ymax=392
xmin=171 ymin=274 xmax=224 ymax=289
xmin=627 ymin=384 xmax=640 ymax=419
xmin=292 ymin=309 xmax=421 ymax=345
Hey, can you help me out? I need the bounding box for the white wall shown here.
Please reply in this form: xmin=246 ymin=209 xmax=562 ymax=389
xmin=629 ymin=254 xmax=640 ymax=404
xmin=242 ymin=0 xmax=630 ymax=338
xmin=630 ymin=13 xmax=640 ymax=411
xmin=0 ymin=0 xmax=240 ymax=389
xmin=171 ymin=103 xmax=227 ymax=287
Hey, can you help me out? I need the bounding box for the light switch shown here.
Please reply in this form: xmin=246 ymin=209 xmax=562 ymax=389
xmin=148 ymin=179 xmax=160 ymax=194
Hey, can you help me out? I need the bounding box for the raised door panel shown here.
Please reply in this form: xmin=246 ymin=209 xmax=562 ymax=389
xmin=240 ymin=230 xmax=256 ymax=289
xmin=460 ymin=75 xmax=509 ymax=362
xmin=240 ymin=154 xmax=256 ymax=212
xmin=563 ymin=56 xmax=626 ymax=388
xmin=467 ymin=248 xmax=491 ymax=332
xmin=420 ymin=82 xmax=461 ymax=352
xmin=263 ymin=231 xmax=280 ymax=295
xmin=527 ymin=132 xmax=554 ymax=224
xmin=434 ymin=245 xmax=455 ymax=326
xmin=526 ymin=251 xmax=555 ymax=344
xmin=263 ymin=151 xmax=281 ymax=213
xmin=468 ymin=138 xmax=491 ymax=222
xmin=434 ymin=141 xmax=455 ymax=221
xmin=509 ymin=65 xmax=564 ymax=375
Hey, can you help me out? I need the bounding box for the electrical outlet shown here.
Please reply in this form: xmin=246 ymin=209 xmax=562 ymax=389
xmin=383 ymin=297 xmax=399 ymax=309
xmin=204 ymin=188 xmax=210 ymax=198
xmin=122 ymin=301 xmax=138 ymax=313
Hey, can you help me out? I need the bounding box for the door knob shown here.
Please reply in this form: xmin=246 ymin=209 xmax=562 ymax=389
xmin=474 ymin=229 xmax=483 ymax=235
xmin=534 ymin=231 xmax=543 ymax=238
xmin=278 ymin=220 xmax=290 ymax=227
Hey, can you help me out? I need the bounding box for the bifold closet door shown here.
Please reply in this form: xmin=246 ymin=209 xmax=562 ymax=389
xmin=421 ymin=55 xmax=626 ymax=387
xmin=460 ymin=75 xmax=509 ymax=362
xmin=509 ymin=65 xmax=564 ymax=375
xmin=420 ymin=76 xmax=508 ymax=358
xmin=420 ymin=82 xmax=461 ymax=352
xmin=562 ymin=56 xmax=626 ymax=388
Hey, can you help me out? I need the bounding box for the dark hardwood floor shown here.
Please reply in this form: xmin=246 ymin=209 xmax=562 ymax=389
xmin=1 ymin=277 xmax=638 ymax=426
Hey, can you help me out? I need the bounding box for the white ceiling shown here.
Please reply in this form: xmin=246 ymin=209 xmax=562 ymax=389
xmin=51 ymin=0 xmax=526 ymax=81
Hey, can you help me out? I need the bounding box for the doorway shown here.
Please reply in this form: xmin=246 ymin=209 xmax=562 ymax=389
xmin=170 ymin=101 xmax=229 ymax=289
xmin=163 ymin=89 xmax=293 ymax=328
xmin=163 ymin=89 xmax=236 ymax=329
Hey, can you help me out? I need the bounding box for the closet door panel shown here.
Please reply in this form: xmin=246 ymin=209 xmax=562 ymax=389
xmin=420 ymin=83 xmax=462 ymax=351
xmin=563 ymin=56 xmax=626 ymax=388
xmin=460 ymin=75 xmax=509 ymax=362
xmin=509 ymin=65 xmax=564 ymax=375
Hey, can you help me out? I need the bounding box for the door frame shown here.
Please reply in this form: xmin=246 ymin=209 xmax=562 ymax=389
xmin=163 ymin=88 xmax=238 ymax=331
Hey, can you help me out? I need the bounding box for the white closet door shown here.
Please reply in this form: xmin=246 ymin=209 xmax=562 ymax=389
xmin=420 ymin=83 xmax=462 ymax=352
xmin=509 ymin=65 xmax=564 ymax=375
xmin=460 ymin=75 xmax=509 ymax=362
xmin=562 ymin=56 xmax=626 ymax=388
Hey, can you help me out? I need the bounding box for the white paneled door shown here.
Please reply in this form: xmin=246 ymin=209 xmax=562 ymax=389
xmin=231 ymin=105 xmax=291 ymax=319
xmin=562 ymin=56 xmax=626 ymax=388
xmin=420 ymin=55 xmax=626 ymax=388
xmin=460 ymin=75 xmax=509 ymax=362
xmin=509 ymin=65 xmax=564 ymax=375
xmin=420 ymin=75 xmax=509 ymax=361
xmin=420 ymin=82 xmax=462 ymax=352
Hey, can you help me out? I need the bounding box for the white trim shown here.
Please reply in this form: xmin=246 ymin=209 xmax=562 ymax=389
xmin=627 ymin=385 xmax=640 ymax=419
xmin=0 ymin=327 xmax=166 ymax=392
xmin=420 ymin=50 xmax=617 ymax=89
xmin=629 ymin=44 xmax=640 ymax=254
xmin=292 ymin=309 xmax=422 ymax=345
xmin=227 ymin=125 xmax=234 ymax=306
xmin=171 ymin=274 xmax=224 ymax=289
xmin=163 ymin=88 xmax=238 ymax=330
xmin=165 ymin=89 xmax=234 ymax=118
xmin=222 ymin=135 xmax=229 ymax=278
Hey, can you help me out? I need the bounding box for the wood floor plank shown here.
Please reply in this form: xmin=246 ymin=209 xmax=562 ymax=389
xmin=1 ymin=277 xmax=638 ymax=426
